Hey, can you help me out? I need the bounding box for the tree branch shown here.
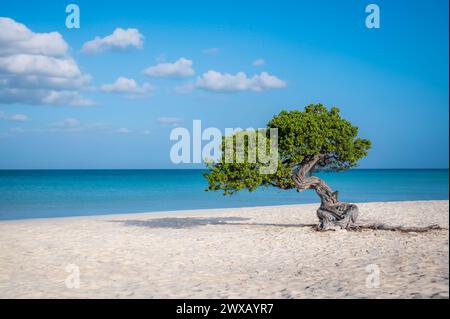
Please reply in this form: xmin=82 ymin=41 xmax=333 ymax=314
xmin=296 ymin=154 xmax=321 ymax=178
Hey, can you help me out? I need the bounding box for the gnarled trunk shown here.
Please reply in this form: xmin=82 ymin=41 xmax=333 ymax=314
xmin=313 ymin=179 xmax=359 ymax=230
xmin=292 ymin=155 xmax=359 ymax=230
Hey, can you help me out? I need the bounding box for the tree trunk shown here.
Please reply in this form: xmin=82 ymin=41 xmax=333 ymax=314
xmin=313 ymin=179 xmax=359 ymax=230
xmin=292 ymin=155 xmax=359 ymax=230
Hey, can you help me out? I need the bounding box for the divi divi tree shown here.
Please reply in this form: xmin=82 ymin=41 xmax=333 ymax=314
xmin=205 ymin=104 xmax=372 ymax=230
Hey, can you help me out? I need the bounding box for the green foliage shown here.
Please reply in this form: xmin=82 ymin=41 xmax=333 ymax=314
xmin=267 ymin=104 xmax=371 ymax=170
xmin=204 ymin=104 xmax=371 ymax=195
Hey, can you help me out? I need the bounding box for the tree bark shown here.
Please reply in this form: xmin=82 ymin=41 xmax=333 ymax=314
xmin=292 ymin=155 xmax=359 ymax=230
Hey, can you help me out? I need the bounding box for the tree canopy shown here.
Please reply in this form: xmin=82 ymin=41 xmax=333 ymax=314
xmin=205 ymin=104 xmax=371 ymax=195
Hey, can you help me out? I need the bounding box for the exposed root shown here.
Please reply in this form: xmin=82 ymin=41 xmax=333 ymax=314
xmin=347 ymin=223 xmax=446 ymax=233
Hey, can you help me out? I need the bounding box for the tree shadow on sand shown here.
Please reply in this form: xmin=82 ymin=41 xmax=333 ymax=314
xmin=109 ymin=217 xmax=445 ymax=233
xmin=109 ymin=217 xmax=317 ymax=230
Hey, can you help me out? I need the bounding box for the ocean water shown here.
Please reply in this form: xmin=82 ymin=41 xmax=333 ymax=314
xmin=0 ymin=169 xmax=448 ymax=220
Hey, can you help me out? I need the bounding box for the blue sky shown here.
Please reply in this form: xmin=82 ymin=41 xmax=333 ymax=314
xmin=0 ymin=0 xmax=448 ymax=169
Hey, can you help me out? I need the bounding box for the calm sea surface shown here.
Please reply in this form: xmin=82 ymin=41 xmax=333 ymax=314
xmin=0 ymin=169 xmax=448 ymax=220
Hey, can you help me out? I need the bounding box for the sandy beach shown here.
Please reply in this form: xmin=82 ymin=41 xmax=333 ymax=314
xmin=0 ymin=200 xmax=448 ymax=299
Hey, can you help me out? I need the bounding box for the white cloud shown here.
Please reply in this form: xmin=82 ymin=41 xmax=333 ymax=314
xmin=3 ymin=119 xmax=121 ymax=136
xmin=174 ymin=83 xmax=195 ymax=94
xmin=144 ymin=58 xmax=194 ymax=78
xmin=0 ymin=54 xmax=81 ymax=78
xmin=101 ymin=77 xmax=152 ymax=96
xmin=0 ymin=17 xmax=93 ymax=106
xmin=10 ymin=127 xmax=24 ymax=133
xmin=50 ymin=118 xmax=80 ymax=128
xmin=202 ymin=48 xmax=219 ymax=54
xmin=196 ymin=71 xmax=286 ymax=92
xmin=253 ymin=58 xmax=265 ymax=66
xmin=9 ymin=114 xmax=29 ymax=122
xmin=0 ymin=111 xmax=29 ymax=122
xmin=156 ymin=117 xmax=183 ymax=126
xmin=47 ymin=119 xmax=114 ymax=133
xmin=117 ymin=127 xmax=131 ymax=134
xmin=0 ymin=88 xmax=94 ymax=106
xmin=48 ymin=120 xmax=117 ymax=133
xmin=0 ymin=17 xmax=67 ymax=56
xmin=47 ymin=118 xmax=83 ymax=132
xmin=155 ymin=53 xmax=166 ymax=62
xmin=42 ymin=91 xmax=94 ymax=107
xmin=81 ymin=28 xmax=143 ymax=54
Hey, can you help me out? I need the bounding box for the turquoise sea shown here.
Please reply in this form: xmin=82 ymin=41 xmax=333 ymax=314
xmin=0 ymin=169 xmax=448 ymax=220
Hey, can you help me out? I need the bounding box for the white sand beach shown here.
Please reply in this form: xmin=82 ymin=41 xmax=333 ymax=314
xmin=0 ymin=200 xmax=448 ymax=299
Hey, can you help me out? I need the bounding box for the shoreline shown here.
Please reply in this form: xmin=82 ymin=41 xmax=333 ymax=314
xmin=1 ymin=199 xmax=448 ymax=224
xmin=0 ymin=200 xmax=448 ymax=298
